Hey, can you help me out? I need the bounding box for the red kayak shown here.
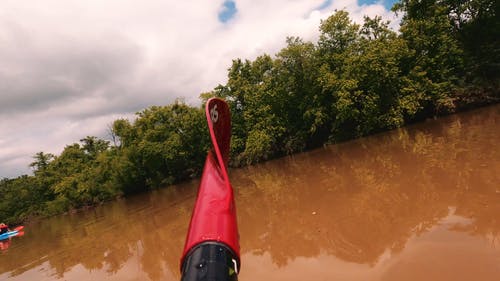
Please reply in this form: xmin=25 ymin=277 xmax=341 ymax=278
xmin=180 ymin=98 xmax=240 ymax=281
xmin=0 ymin=225 xmax=24 ymax=251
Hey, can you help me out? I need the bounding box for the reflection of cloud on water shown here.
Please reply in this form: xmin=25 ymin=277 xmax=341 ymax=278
xmin=379 ymin=210 xmax=500 ymax=281
xmin=1 ymin=240 xmax=177 ymax=281
xmin=240 ymin=210 xmax=500 ymax=281
xmin=241 ymin=251 xmax=374 ymax=281
xmin=0 ymin=183 xmax=194 ymax=280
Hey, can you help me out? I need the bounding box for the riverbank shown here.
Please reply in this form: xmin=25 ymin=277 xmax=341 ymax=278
xmin=6 ymin=99 xmax=500 ymax=227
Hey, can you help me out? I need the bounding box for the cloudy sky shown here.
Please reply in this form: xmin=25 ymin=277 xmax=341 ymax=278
xmin=0 ymin=0 xmax=399 ymax=178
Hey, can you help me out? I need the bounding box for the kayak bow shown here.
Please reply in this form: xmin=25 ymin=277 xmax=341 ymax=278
xmin=180 ymin=98 xmax=240 ymax=281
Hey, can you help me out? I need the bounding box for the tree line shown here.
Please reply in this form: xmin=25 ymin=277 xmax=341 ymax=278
xmin=1 ymin=0 xmax=498 ymax=224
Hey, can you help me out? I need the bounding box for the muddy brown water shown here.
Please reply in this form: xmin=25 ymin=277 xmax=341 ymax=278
xmin=1 ymin=105 xmax=499 ymax=281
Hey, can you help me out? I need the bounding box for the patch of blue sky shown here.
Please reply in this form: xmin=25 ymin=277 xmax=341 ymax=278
xmin=316 ymin=0 xmax=397 ymax=11
xmin=218 ymin=0 xmax=237 ymax=23
xmin=316 ymin=0 xmax=332 ymax=10
xmin=358 ymin=0 xmax=399 ymax=9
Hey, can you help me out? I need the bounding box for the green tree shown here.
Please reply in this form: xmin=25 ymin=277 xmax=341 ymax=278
xmin=344 ymin=16 xmax=410 ymax=131
xmin=29 ymin=152 xmax=55 ymax=174
xmin=112 ymin=101 xmax=209 ymax=190
xmin=394 ymin=0 xmax=464 ymax=114
xmin=316 ymin=10 xmax=362 ymax=140
xmin=80 ymin=136 xmax=110 ymax=160
xmin=271 ymin=37 xmax=323 ymax=152
xmin=446 ymin=0 xmax=499 ymax=83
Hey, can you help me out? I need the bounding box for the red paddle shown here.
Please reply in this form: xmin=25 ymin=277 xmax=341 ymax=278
xmin=13 ymin=226 xmax=24 ymax=232
xmin=205 ymin=97 xmax=231 ymax=169
xmin=180 ymin=98 xmax=240 ymax=279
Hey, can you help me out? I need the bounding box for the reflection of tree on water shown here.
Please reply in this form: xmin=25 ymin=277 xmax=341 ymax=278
xmin=0 ymin=106 xmax=498 ymax=280
xmin=0 ymin=239 xmax=12 ymax=251
xmin=233 ymin=105 xmax=500 ymax=267
xmin=0 ymin=187 xmax=194 ymax=280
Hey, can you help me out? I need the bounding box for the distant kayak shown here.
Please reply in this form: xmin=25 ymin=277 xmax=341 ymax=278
xmin=0 ymin=230 xmax=19 ymax=240
xmin=0 ymin=226 xmax=24 ymax=241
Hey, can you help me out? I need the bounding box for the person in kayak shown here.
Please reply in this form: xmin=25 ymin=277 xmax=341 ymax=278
xmin=0 ymin=223 xmax=9 ymax=234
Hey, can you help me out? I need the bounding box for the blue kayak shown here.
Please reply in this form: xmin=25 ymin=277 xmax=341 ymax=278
xmin=0 ymin=230 xmax=19 ymax=240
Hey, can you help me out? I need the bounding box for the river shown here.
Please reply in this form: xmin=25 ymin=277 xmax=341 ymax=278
xmin=1 ymin=105 xmax=499 ymax=281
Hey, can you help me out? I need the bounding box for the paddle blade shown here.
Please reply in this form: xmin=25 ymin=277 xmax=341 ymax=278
xmin=13 ymin=226 xmax=24 ymax=232
xmin=205 ymin=98 xmax=231 ymax=167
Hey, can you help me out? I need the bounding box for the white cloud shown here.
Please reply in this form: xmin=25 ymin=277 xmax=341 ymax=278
xmin=0 ymin=0 xmax=399 ymax=177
